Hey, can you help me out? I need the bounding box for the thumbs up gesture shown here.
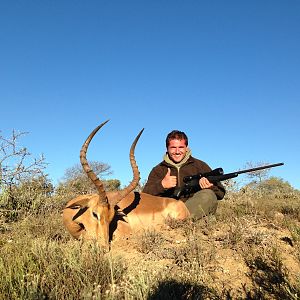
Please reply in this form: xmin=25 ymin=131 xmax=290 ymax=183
xmin=162 ymin=168 xmax=177 ymax=189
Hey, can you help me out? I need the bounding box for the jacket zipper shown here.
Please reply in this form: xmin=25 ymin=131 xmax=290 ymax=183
xmin=176 ymin=166 xmax=181 ymax=187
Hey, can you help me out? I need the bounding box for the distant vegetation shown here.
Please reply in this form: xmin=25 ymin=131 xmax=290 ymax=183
xmin=1 ymin=130 xmax=299 ymax=299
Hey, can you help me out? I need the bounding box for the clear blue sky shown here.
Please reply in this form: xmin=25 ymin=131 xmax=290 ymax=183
xmin=1 ymin=1 xmax=299 ymax=190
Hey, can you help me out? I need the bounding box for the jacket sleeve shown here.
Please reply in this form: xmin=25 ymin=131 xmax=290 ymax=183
xmin=202 ymin=162 xmax=226 ymax=200
xmin=211 ymin=182 xmax=226 ymax=200
xmin=142 ymin=166 xmax=166 ymax=196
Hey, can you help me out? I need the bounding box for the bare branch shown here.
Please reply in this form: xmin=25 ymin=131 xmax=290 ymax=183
xmin=243 ymin=161 xmax=270 ymax=183
xmin=0 ymin=130 xmax=47 ymax=187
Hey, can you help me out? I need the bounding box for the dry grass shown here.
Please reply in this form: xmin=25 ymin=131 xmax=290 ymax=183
xmin=1 ymin=189 xmax=300 ymax=299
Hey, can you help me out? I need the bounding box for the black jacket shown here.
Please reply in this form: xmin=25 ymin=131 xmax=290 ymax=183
xmin=143 ymin=156 xmax=225 ymax=200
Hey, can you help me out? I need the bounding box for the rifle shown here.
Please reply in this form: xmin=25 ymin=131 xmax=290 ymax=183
xmin=173 ymin=162 xmax=284 ymax=199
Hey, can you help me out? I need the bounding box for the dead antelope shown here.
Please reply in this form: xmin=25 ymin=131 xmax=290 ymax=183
xmin=63 ymin=121 xmax=190 ymax=246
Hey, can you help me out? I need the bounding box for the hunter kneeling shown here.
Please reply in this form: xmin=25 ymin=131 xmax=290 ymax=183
xmin=143 ymin=130 xmax=225 ymax=219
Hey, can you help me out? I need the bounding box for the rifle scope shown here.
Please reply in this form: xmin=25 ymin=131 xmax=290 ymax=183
xmin=183 ymin=167 xmax=224 ymax=183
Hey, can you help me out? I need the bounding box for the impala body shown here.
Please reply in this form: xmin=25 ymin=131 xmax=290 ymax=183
xmin=63 ymin=121 xmax=190 ymax=245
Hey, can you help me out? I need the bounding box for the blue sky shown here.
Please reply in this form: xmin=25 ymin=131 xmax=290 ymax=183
xmin=1 ymin=1 xmax=299 ymax=190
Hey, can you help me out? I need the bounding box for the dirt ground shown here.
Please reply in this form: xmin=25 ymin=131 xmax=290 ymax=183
xmin=109 ymin=216 xmax=300 ymax=298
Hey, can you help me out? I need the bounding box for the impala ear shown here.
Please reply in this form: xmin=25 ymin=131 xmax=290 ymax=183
xmin=65 ymin=198 xmax=91 ymax=222
xmin=72 ymin=206 xmax=89 ymax=221
xmin=66 ymin=198 xmax=90 ymax=210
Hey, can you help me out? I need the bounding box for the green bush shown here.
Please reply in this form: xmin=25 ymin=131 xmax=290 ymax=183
xmin=0 ymin=176 xmax=53 ymax=222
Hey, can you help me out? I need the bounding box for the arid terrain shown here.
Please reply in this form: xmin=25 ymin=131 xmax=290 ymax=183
xmin=1 ymin=186 xmax=299 ymax=299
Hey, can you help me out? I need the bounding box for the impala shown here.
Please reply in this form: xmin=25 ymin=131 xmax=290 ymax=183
xmin=63 ymin=121 xmax=190 ymax=246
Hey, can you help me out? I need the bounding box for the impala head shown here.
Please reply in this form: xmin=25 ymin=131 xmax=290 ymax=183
xmin=66 ymin=120 xmax=143 ymax=246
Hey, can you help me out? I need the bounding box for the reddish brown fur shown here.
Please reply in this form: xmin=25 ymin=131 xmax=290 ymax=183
xmin=63 ymin=191 xmax=190 ymax=243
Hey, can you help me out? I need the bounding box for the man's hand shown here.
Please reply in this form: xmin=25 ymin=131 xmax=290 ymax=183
xmin=199 ymin=177 xmax=214 ymax=189
xmin=162 ymin=168 xmax=177 ymax=189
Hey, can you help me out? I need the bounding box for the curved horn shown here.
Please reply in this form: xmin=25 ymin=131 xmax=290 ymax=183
xmin=109 ymin=128 xmax=144 ymax=207
xmin=80 ymin=120 xmax=109 ymax=204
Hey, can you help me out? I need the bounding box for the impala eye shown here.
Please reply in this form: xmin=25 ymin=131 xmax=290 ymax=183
xmin=92 ymin=212 xmax=99 ymax=220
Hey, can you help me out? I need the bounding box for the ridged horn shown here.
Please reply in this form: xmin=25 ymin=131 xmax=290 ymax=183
xmin=109 ymin=128 xmax=144 ymax=207
xmin=80 ymin=120 xmax=109 ymax=204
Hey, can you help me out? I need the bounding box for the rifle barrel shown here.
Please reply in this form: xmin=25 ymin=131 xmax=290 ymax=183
xmin=235 ymin=162 xmax=284 ymax=175
xmin=207 ymin=173 xmax=239 ymax=182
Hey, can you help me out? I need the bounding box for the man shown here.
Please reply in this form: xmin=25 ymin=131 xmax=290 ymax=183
xmin=143 ymin=130 xmax=225 ymax=218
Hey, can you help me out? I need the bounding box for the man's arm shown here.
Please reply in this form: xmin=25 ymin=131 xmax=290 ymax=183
xmin=143 ymin=167 xmax=170 ymax=196
xmin=193 ymin=159 xmax=226 ymax=200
